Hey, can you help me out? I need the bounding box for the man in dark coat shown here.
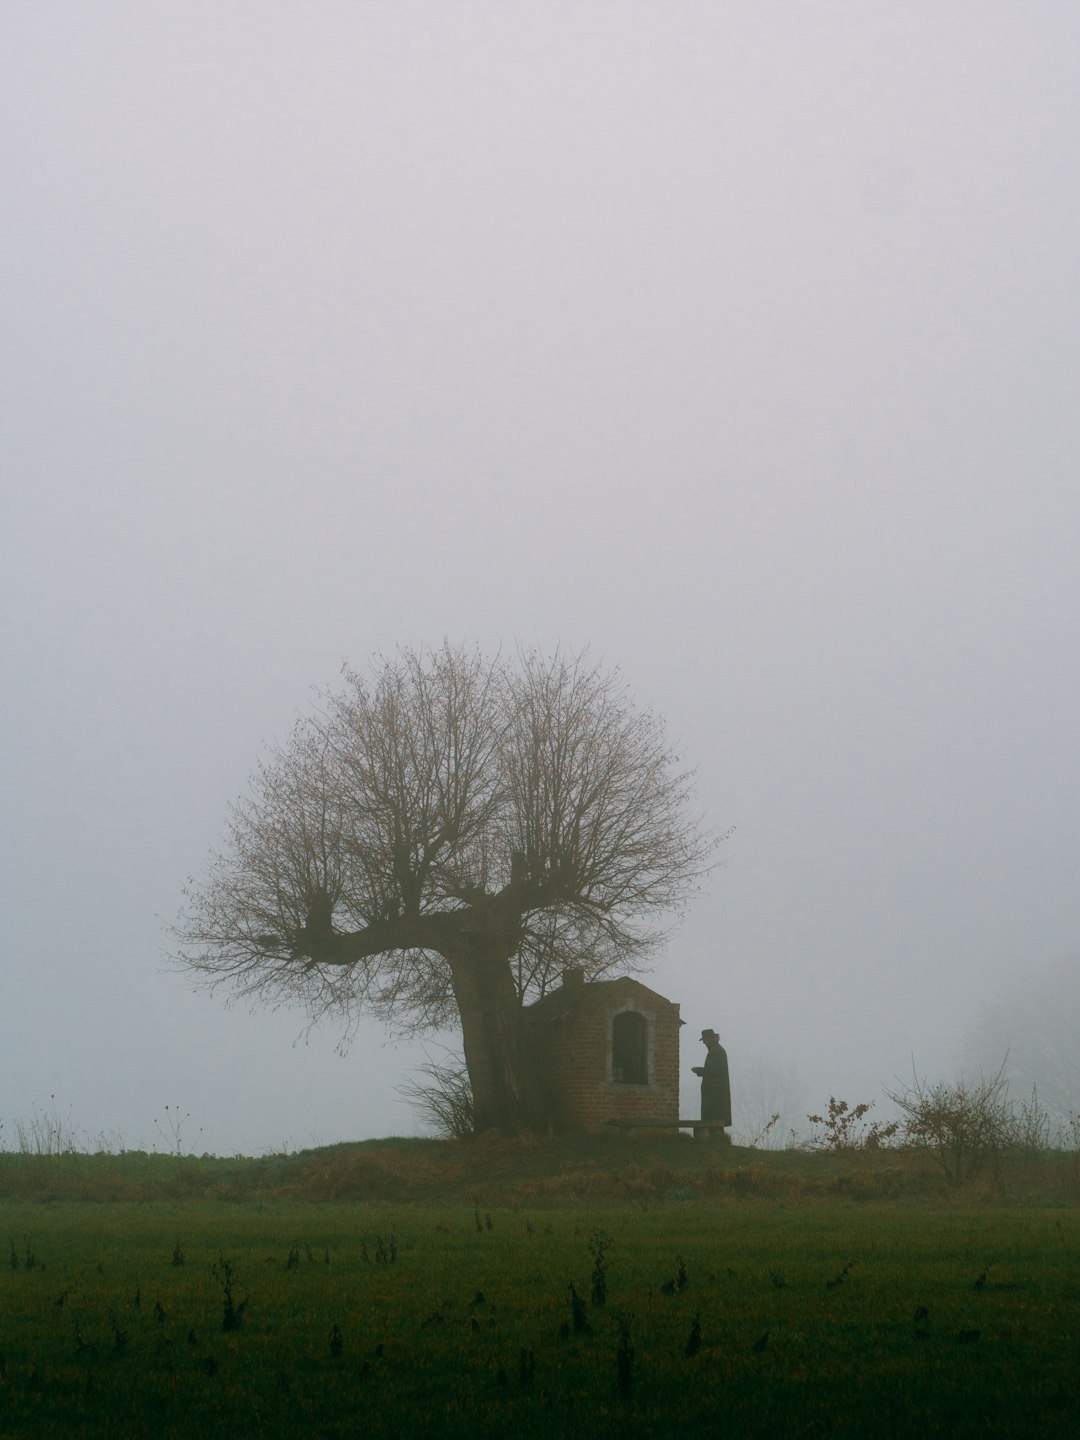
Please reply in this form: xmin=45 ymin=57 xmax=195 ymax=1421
xmin=692 ymin=1029 xmax=731 ymax=1140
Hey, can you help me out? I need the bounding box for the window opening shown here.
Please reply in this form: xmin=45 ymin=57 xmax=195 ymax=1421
xmin=612 ymin=1011 xmax=648 ymax=1084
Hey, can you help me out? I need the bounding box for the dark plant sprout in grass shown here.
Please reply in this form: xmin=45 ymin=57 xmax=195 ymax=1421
xmin=363 ymin=1230 xmax=397 ymax=1265
xmin=518 ymin=1348 xmax=536 ymax=1389
xmin=826 ymin=1260 xmax=854 ymax=1290
xmin=107 ymin=1310 xmax=127 ymax=1354
xmin=568 ymin=1282 xmax=592 ymax=1336
xmin=589 ymin=1230 xmax=612 ymax=1308
xmin=213 ymin=1257 xmax=247 ymax=1332
xmin=616 ymin=1317 xmax=635 ymax=1398
xmin=660 ymin=1256 xmax=688 ymax=1296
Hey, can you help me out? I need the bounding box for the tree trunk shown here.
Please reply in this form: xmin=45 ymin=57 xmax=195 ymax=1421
xmin=446 ymin=912 xmax=529 ymax=1136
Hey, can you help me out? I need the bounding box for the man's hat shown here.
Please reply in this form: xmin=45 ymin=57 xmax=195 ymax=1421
xmin=700 ymin=1028 xmax=719 ymax=1042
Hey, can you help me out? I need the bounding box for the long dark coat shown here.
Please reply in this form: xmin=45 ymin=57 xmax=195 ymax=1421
xmin=700 ymin=1043 xmax=732 ymax=1126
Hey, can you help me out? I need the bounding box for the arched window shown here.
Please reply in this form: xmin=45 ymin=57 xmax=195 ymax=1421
xmin=612 ymin=1011 xmax=648 ymax=1085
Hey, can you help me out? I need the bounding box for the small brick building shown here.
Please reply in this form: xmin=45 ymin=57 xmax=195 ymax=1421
xmin=521 ymin=968 xmax=682 ymax=1132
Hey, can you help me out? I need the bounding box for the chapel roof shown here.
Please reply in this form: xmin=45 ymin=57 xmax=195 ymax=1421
xmin=523 ymin=972 xmax=678 ymax=1020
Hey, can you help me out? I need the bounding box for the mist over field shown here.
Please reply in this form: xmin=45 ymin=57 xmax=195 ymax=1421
xmin=4 ymin=3 xmax=1079 ymax=1155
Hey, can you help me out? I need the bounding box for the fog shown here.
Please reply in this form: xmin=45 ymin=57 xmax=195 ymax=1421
xmin=4 ymin=3 xmax=1079 ymax=1154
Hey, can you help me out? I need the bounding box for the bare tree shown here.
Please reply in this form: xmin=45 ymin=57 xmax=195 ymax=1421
xmin=175 ymin=644 xmax=715 ymax=1134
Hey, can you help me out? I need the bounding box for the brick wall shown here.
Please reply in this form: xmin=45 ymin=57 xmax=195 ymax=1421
xmin=523 ymin=977 xmax=681 ymax=1133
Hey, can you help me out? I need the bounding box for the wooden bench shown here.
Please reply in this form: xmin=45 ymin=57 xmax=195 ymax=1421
xmin=605 ymin=1119 xmax=728 ymax=1139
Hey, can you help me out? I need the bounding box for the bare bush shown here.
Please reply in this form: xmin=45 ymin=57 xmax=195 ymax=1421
xmin=1059 ymin=1112 xmax=1080 ymax=1152
xmin=1009 ymin=1084 xmax=1052 ymax=1154
xmin=806 ymin=1097 xmax=899 ymax=1151
xmin=398 ymin=1053 xmax=475 ymax=1140
xmin=883 ymin=1060 xmax=1045 ymax=1184
xmin=12 ymin=1096 xmax=80 ymax=1156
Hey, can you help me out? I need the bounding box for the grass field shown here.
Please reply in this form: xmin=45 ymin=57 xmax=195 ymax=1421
xmin=1 ymin=1138 xmax=1078 ymax=1437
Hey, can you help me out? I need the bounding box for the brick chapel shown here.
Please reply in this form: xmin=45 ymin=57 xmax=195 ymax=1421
xmin=521 ymin=967 xmax=682 ymax=1132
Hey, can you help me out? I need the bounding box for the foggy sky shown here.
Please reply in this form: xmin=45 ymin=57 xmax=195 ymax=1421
xmin=4 ymin=3 xmax=1079 ymax=1154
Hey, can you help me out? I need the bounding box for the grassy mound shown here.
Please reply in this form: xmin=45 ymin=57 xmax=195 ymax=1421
xmin=2 ymin=1132 xmax=1077 ymax=1207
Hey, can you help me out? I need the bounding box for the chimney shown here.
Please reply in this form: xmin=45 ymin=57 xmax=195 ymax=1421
xmin=560 ymin=966 xmax=584 ymax=988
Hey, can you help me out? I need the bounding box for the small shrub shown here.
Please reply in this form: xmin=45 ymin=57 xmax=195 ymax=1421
xmin=398 ymin=1054 xmax=475 ymax=1140
xmin=13 ymin=1097 xmax=80 ymax=1157
xmin=518 ymin=1348 xmax=536 ymax=1389
xmin=884 ymin=1060 xmax=1041 ymax=1184
xmin=807 ymin=1098 xmax=899 ymax=1151
xmin=748 ymin=1113 xmax=782 ymax=1149
xmin=153 ymin=1105 xmax=203 ymax=1176
xmin=1010 ymin=1085 xmax=1052 ymax=1153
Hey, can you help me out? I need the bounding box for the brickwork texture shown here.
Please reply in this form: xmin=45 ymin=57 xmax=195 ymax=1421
xmin=522 ymin=975 xmax=681 ymax=1133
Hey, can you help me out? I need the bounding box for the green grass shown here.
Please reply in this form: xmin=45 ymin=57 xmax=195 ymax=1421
xmin=1 ymin=1140 xmax=1078 ymax=1436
